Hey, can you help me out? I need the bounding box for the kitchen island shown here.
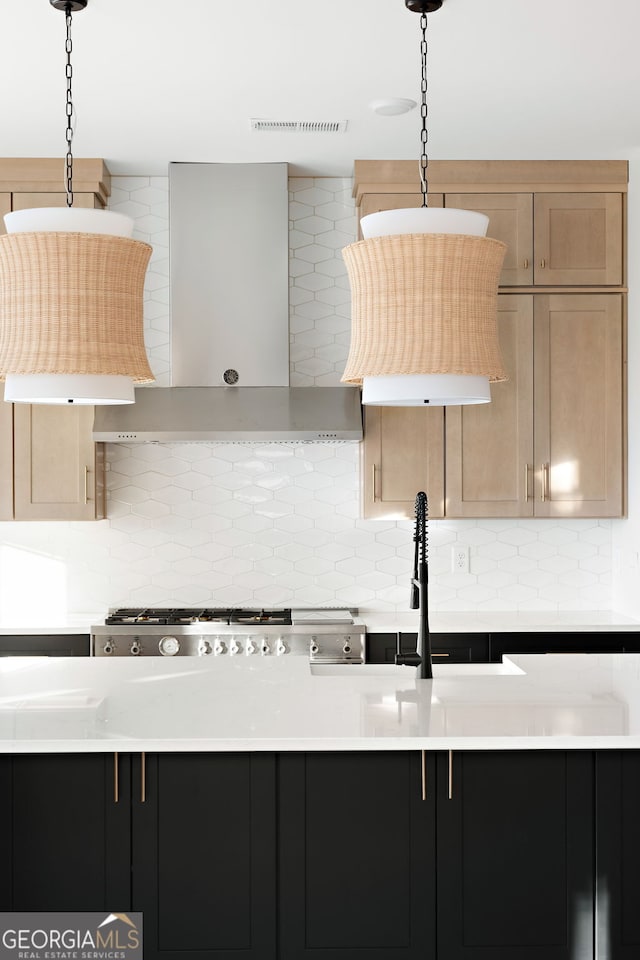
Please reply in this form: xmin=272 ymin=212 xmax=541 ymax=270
xmin=1 ymin=653 xmax=638 ymax=960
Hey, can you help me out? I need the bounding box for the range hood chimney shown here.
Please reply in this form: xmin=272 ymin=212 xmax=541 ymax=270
xmin=93 ymin=162 xmax=362 ymax=443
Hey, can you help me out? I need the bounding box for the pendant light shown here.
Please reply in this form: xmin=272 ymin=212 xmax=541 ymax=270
xmin=0 ymin=0 xmax=154 ymax=404
xmin=341 ymin=0 xmax=507 ymax=406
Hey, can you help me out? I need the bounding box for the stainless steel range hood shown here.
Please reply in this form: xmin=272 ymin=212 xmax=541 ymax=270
xmin=93 ymin=161 xmax=362 ymax=443
xmin=92 ymin=385 xmax=363 ymax=443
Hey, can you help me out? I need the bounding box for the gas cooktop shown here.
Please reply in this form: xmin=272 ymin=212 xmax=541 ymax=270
xmin=92 ymin=608 xmax=365 ymax=661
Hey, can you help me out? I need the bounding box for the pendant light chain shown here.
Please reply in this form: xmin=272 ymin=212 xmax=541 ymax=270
xmin=64 ymin=4 xmax=74 ymax=207
xmin=419 ymin=12 xmax=429 ymax=208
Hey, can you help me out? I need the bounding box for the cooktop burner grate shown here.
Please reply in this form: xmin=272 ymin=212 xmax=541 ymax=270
xmin=104 ymin=607 xmax=293 ymax=626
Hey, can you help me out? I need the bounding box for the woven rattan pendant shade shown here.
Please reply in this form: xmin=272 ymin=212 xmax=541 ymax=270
xmin=0 ymin=230 xmax=154 ymax=384
xmin=341 ymin=232 xmax=507 ymax=387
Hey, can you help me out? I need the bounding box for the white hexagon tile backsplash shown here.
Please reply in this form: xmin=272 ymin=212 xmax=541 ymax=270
xmin=0 ymin=176 xmax=614 ymax=623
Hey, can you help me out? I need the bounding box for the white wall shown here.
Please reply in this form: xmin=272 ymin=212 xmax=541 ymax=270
xmin=0 ymin=175 xmax=616 ymax=625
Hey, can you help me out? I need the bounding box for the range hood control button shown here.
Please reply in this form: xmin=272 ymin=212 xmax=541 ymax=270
xmin=159 ymin=636 xmax=180 ymax=657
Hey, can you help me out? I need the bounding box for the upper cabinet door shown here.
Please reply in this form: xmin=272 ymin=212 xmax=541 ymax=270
xmin=534 ymin=193 xmax=623 ymax=285
xmin=0 ymin=402 xmax=13 ymax=520
xmin=361 ymin=406 xmax=445 ymax=520
xmin=13 ymin=404 xmax=104 ymax=521
xmin=445 ymin=193 xmax=534 ymax=286
xmin=0 ymin=193 xmax=9 ymax=235
xmin=445 ymin=295 xmax=534 ymax=517
xmin=534 ymin=294 xmax=623 ymax=517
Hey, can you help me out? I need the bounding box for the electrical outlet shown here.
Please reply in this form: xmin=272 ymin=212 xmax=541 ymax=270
xmin=452 ymin=545 xmax=469 ymax=574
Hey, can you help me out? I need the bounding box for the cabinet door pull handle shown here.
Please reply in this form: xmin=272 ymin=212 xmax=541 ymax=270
xmin=113 ymin=752 xmax=119 ymax=804
xmin=448 ymin=749 xmax=454 ymax=800
xmin=84 ymin=466 xmax=89 ymax=505
xmin=432 ymin=652 xmax=450 ymax=657
xmin=421 ymin=750 xmax=427 ymax=801
xmin=540 ymin=462 xmax=550 ymax=502
xmin=524 ymin=463 xmax=530 ymax=502
xmin=372 ymin=464 xmax=378 ymax=502
xmin=523 ymin=258 xmax=529 ymax=270
xmin=141 ymin=751 xmax=146 ymax=803
xmin=540 ymin=258 xmax=546 ymax=269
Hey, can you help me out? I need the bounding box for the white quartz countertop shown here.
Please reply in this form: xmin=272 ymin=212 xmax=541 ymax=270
xmin=1 ymin=652 xmax=639 ymax=753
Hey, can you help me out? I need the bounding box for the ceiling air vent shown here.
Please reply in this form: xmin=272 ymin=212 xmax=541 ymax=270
xmin=250 ymin=118 xmax=348 ymax=134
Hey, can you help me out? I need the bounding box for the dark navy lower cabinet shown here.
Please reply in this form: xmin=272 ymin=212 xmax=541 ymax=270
xmin=278 ymin=751 xmax=437 ymax=959
xmin=436 ymin=751 xmax=594 ymax=960
xmin=596 ymin=751 xmax=640 ymax=959
xmin=132 ymin=752 xmax=277 ymax=960
xmin=0 ymin=753 xmax=130 ymax=912
xmin=8 ymin=748 xmax=640 ymax=960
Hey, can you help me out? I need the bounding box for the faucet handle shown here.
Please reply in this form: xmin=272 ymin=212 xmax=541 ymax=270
xmin=395 ymin=631 xmax=422 ymax=668
xmin=395 ymin=651 xmax=423 ymax=668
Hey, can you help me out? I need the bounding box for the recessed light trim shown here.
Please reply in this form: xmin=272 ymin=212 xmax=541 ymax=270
xmin=369 ymin=98 xmax=417 ymax=116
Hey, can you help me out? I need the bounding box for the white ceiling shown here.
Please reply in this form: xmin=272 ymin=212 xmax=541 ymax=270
xmin=2 ymin=0 xmax=640 ymax=178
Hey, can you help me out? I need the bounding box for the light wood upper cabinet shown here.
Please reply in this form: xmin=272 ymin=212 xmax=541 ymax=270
xmin=361 ymin=406 xmax=444 ymax=520
xmin=0 ymin=402 xmax=13 ymax=520
xmin=0 ymin=194 xmax=9 ymax=236
xmin=445 ymin=191 xmax=622 ymax=287
xmin=446 ymin=193 xmax=534 ymax=286
xmin=533 ymin=294 xmax=623 ymax=518
xmin=534 ymin=193 xmax=622 ymax=286
xmin=12 ymin=405 xmax=105 ymax=521
xmin=354 ymin=161 xmax=627 ymax=520
xmin=445 ymin=296 xmax=534 ymax=517
xmin=446 ymin=294 xmax=623 ymax=518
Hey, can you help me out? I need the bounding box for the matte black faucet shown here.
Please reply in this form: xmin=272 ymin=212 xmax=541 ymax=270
xmin=395 ymin=491 xmax=433 ymax=679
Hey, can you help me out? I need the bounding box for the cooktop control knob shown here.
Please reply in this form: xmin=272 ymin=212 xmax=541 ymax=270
xmin=214 ymin=639 xmax=226 ymax=656
xmin=342 ymin=639 xmax=352 ymax=655
xmin=276 ymin=638 xmax=288 ymax=656
xmin=246 ymin=639 xmax=257 ymax=656
xmin=159 ymin=635 xmax=180 ymax=657
xmin=260 ymin=638 xmax=271 ymax=656
xmin=130 ymin=641 xmax=141 ymax=656
xmin=198 ymin=639 xmax=212 ymax=656
xmin=310 ymin=638 xmax=319 ymax=656
xmin=102 ymin=641 xmax=114 ymax=656
xmin=229 ymin=639 xmax=242 ymax=656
